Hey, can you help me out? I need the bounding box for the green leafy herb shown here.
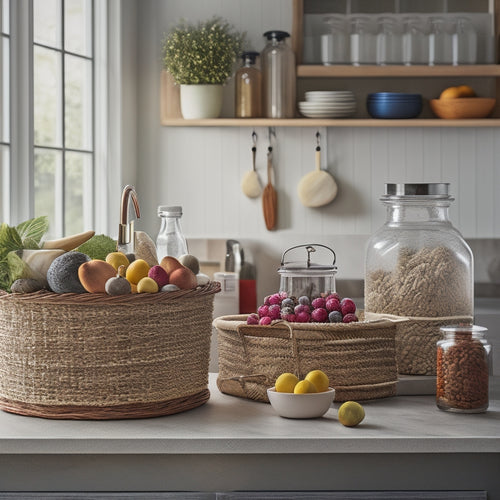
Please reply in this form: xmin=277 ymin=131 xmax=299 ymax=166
xmin=0 ymin=216 xmax=49 ymax=292
xmin=76 ymin=234 xmax=117 ymax=261
xmin=162 ymin=17 xmax=245 ymax=85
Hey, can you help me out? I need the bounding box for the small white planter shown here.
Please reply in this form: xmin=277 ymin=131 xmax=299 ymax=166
xmin=180 ymin=84 xmax=223 ymax=119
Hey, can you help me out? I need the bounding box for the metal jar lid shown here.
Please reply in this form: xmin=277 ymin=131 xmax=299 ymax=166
xmin=382 ymin=183 xmax=452 ymax=199
xmin=278 ymin=244 xmax=337 ymax=276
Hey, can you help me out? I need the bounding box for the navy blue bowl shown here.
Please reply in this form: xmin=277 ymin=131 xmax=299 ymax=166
xmin=367 ymin=97 xmax=423 ymax=119
xmin=368 ymin=92 xmax=422 ymax=100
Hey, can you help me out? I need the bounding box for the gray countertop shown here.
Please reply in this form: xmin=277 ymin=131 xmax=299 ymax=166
xmin=1 ymin=374 xmax=498 ymax=456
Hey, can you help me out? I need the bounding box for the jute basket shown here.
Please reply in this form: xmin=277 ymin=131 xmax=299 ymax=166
xmin=0 ymin=282 xmax=220 ymax=420
xmin=365 ymin=312 xmax=474 ymax=375
xmin=214 ymin=314 xmax=398 ymax=403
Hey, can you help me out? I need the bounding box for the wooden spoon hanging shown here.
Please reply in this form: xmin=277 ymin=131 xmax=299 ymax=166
xmin=262 ymin=146 xmax=277 ymax=230
xmin=297 ymin=135 xmax=338 ymax=208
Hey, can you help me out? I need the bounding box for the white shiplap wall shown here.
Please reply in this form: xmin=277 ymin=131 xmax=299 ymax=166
xmin=134 ymin=0 xmax=500 ymax=290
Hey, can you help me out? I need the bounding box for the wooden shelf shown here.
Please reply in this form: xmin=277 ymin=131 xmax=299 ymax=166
xmin=297 ymin=65 xmax=500 ymax=78
xmin=161 ymin=118 xmax=500 ymax=128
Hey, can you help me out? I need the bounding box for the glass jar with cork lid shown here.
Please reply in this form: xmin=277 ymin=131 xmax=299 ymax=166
xmin=364 ymin=183 xmax=474 ymax=375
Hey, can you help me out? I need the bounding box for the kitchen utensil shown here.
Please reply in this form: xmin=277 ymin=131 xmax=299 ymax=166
xmin=241 ymin=131 xmax=262 ymax=198
xmin=297 ymin=132 xmax=338 ymax=208
xmin=262 ymin=145 xmax=277 ymax=230
xmin=429 ymin=97 xmax=495 ymax=119
xmin=267 ymin=387 xmax=335 ymax=419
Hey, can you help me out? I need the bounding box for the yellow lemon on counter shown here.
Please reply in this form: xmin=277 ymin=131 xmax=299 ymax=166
xmin=275 ymin=373 xmax=299 ymax=393
xmin=126 ymin=258 xmax=150 ymax=285
xmin=137 ymin=276 xmax=159 ymax=293
xmin=106 ymin=252 xmax=130 ymax=272
xmin=293 ymin=379 xmax=318 ymax=394
xmin=305 ymin=369 xmax=330 ymax=392
xmin=338 ymin=401 xmax=365 ymax=427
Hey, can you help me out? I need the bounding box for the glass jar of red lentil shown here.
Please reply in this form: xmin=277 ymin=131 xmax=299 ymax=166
xmin=436 ymin=324 xmax=491 ymax=413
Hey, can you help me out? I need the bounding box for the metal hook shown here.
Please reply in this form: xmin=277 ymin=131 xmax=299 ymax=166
xmin=252 ymin=130 xmax=257 ymax=152
xmin=268 ymin=127 xmax=276 ymax=153
xmin=316 ymin=131 xmax=321 ymax=146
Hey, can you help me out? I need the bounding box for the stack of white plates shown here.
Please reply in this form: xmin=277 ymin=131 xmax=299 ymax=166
xmin=298 ymin=91 xmax=356 ymax=118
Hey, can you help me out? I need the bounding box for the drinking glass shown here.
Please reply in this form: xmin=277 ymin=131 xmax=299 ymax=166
xmin=402 ymin=17 xmax=427 ymax=65
xmin=428 ymin=17 xmax=452 ymax=65
xmin=451 ymin=17 xmax=477 ymax=65
xmin=321 ymin=15 xmax=349 ymax=65
xmin=376 ymin=16 xmax=403 ymax=65
xmin=350 ymin=16 xmax=375 ymax=65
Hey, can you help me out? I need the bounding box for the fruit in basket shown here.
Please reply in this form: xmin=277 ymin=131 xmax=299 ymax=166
xmin=160 ymin=256 xmax=184 ymax=274
xmin=137 ymin=276 xmax=159 ymax=293
xmin=338 ymin=401 xmax=365 ymax=427
xmin=47 ymin=252 xmax=90 ymax=293
xmin=178 ymin=254 xmax=200 ymax=275
xmin=275 ymin=372 xmax=299 ymax=393
xmin=248 ymin=291 xmax=359 ymax=325
xmin=169 ymin=266 xmax=197 ymax=289
xmin=78 ymin=260 xmax=117 ymax=293
xmin=105 ymin=273 xmax=131 ymax=295
xmin=294 ymin=379 xmax=318 ymax=394
xmin=105 ymin=251 xmax=130 ymax=272
xmin=305 ymin=369 xmax=330 ymax=392
xmin=148 ymin=265 xmax=169 ymax=287
xmin=126 ymin=258 xmax=150 ymax=285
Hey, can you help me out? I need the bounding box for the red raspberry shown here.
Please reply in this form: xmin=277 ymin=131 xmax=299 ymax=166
xmin=259 ymin=316 xmax=272 ymax=325
xmin=281 ymin=313 xmax=296 ymax=322
xmin=311 ymin=307 xmax=328 ymax=322
xmin=311 ymin=297 xmax=326 ymax=309
xmin=294 ymin=304 xmax=310 ymax=315
xmin=326 ymin=292 xmax=341 ymax=302
xmin=342 ymin=313 xmax=358 ymax=323
xmin=269 ymin=293 xmax=282 ymax=305
xmin=295 ymin=311 xmax=311 ymax=323
xmin=340 ymin=298 xmax=356 ymax=316
xmin=258 ymin=304 xmax=269 ymax=318
xmin=268 ymin=304 xmax=281 ymax=320
xmin=246 ymin=313 xmax=259 ymax=325
xmin=326 ymin=298 xmax=341 ymax=312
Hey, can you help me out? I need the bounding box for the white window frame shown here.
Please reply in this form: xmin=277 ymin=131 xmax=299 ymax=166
xmin=2 ymin=0 xmax=123 ymax=236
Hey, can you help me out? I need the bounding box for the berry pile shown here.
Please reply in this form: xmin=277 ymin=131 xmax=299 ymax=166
xmin=246 ymin=291 xmax=358 ymax=325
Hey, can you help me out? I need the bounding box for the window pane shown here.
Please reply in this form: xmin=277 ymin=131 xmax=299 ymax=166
xmin=65 ymin=54 xmax=92 ymax=150
xmin=2 ymin=0 xmax=9 ymax=35
xmin=65 ymin=151 xmax=92 ymax=234
xmin=33 ymin=0 xmax=62 ymax=48
xmin=34 ymin=148 xmax=63 ymax=238
xmin=64 ymin=0 xmax=92 ymax=56
xmin=34 ymin=46 xmax=62 ymax=147
xmin=1 ymin=35 xmax=9 ymax=143
xmin=0 ymin=145 xmax=9 ymax=222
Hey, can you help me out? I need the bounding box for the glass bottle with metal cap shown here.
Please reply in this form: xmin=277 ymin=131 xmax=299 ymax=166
xmin=365 ymin=183 xmax=473 ymax=319
xmin=156 ymin=206 xmax=188 ymax=261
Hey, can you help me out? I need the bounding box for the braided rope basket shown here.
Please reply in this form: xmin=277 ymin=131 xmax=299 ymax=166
xmin=214 ymin=313 xmax=398 ymax=403
xmin=0 ymin=281 xmax=220 ymax=419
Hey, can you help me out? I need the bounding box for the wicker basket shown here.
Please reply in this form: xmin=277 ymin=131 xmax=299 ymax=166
xmin=0 ymin=282 xmax=220 ymax=420
xmin=214 ymin=314 xmax=398 ymax=403
xmin=364 ymin=312 xmax=474 ymax=375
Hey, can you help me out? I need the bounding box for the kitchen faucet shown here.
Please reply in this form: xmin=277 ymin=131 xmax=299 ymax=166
xmin=117 ymin=185 xmax=141 ymax=255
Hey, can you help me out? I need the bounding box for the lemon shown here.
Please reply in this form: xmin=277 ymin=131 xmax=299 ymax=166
xmin=439 ymin=86 xmax=461 ymax=99
xmin=293 ymin=379 xmax=318 ymax=394
xmin=305 ymin=369 xmax=330 ymax=392
xmin=137 ymin=276 xmax=159 ymax=293
xmin=275 ymin=373 xmax=299 ymax=393
xmin=125 ymin=258 xmax=150 ymax=285
xmin=338 ymin=401 xmax=365 ymax=427
xmin=457 ymin=85 xmax=475 ymax=97
xmin=106 ymin=252 xmax=130 ymax=272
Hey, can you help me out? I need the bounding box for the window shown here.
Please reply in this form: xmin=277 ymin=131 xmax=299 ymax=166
xmin=0 ymin=0 xmax=117 ymax=238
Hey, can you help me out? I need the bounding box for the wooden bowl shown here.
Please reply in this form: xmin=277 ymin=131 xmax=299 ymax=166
xmin=430 ymin=98 xmax=496 ymax=119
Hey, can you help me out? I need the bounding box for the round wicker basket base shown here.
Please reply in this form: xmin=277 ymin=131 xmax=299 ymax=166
xmin=0 ymin=389 xmax=210 ymax=420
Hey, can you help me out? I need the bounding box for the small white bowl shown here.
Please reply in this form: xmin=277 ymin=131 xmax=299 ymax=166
xmin=267 ymin=387 xmax=335 ymax=419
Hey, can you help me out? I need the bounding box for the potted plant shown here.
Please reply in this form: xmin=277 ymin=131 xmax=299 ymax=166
xmin=162 ymin=17 xmax=245 ymax=119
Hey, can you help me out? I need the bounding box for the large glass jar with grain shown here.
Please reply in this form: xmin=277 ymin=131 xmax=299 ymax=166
xmin=364 ymin=183 xmax=473 ymax=375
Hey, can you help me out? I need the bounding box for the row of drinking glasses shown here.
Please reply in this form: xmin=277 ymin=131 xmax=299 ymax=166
xmin=321 ymin=15 xmax=477 ymax=66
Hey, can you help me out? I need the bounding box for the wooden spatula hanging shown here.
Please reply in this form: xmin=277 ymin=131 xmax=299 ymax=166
xmin=262 ymin=145 xmax=277 ymax=230
xmin=297 ymin=131 xmax=338 ymax=208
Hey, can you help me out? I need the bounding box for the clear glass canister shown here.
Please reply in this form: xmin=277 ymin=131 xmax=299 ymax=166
xmin=261 ymin=30 xmax=296 ymax=118
xmin=365 ymin=183 xmax=473 ymax=318
xmin=235 ymin=51 xmax=262 ymax=118
xmin=156 ymin=205 xmax=188 ymax=261
xmin=278 ymin=244 xmax=337 ymax=300
xmin=437 ymin=325 xmax=490 ymax=413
